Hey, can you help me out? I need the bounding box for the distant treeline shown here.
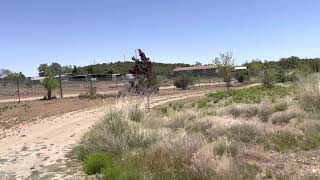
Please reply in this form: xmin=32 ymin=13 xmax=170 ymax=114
xmin=66 ymin=61 xmax=190 ymax=77
xmin=245 ymin=56 xmax=320 ymax=74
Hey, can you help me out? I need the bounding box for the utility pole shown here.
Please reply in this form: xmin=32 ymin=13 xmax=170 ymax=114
xmin=59 ymin=71 xmax=63 ymax=98
xmin=16 ymin=79 xmax=20 ymax=103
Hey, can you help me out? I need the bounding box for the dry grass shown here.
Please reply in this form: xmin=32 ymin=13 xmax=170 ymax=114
xmin=298 ymin=74 xmax=320 ymax=113
xmin=78 ymin=83 xmax=320 ymax=179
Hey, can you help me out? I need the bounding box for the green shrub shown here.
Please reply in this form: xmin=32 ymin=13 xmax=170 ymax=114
xmin=103 ymin=163 xmax=143 ymax=180
xmin=84 ymin=153 xmax=112 ymax=175
xmin=207 ymin=85 xmax=291 ymax=104
xmin=174 ymin=74 xmax=194 ymax=90
xmin=72 ymin=145 xmax=89 ymax=161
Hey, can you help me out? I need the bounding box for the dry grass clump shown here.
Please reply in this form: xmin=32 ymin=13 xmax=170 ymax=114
xmin=223 ymin=104 xmax=259 ymax=118
xmin=272 ymin=101 xmax=288 ymax=112
xmin=165 ymin=110 xmax=197 ymax=130
xmin=81 ymin=99 xmax=157 ymax=154
xmin=228 ymin=123 xmax=264 ymax=144
xmin=298 ymin=75 xmax=320 ymax=113
xmin=270 ymin=107 xmax=303 ymax=125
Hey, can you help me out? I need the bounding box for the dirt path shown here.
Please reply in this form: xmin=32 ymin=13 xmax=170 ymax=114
xmin=0 ymin=91 xmax=210 ymax=179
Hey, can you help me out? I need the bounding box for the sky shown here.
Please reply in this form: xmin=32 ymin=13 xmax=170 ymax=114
xmin=0 ymin=0 xmax=320 ymax=76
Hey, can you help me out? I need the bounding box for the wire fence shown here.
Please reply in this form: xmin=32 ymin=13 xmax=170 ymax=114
xmin=0 ymin=76 xmax=228 ymax=103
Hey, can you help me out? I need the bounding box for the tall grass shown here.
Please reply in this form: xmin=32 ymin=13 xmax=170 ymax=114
xmin=81 ymin=99 xmax=157 ymax=154
xmin=298 ymin=74 xmax=320 ymax=113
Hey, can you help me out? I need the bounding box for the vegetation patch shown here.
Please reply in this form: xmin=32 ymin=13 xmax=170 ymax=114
xmin=207 ymin=85 xmax=291 ymax=104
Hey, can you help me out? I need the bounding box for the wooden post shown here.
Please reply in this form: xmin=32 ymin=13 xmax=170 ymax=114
xmin=16 ymin=80 xmax=20 ymax=103
xmin=59 ymin=71 xmax=63 ymax=98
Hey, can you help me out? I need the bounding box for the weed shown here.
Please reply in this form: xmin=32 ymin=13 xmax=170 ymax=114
xmin=84 ymin=153 xmax=112 ymax=175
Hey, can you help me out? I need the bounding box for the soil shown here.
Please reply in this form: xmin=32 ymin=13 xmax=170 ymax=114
xmin=0 ymin=88 xmax=214 ymax=179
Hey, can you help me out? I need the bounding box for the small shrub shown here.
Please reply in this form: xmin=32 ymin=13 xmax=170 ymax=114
xmin=272 ymin=101 xmax=288 ymax=112
xmin=197 ymin=99 xmax=208 ymax=108
xmin=160 ymin=106 xmax=168 ymax=115
xmin=268 ymin=131 xmax=300 ymax=152
xmin=298 ymin=75 xmax=320 ymax=113
xmin=167 ymin=111 xmax=196 ymax=130
xmin=84 ymin=153 xmax=112 ymax=175
xmin=214 ymin=138 xmax=238 ymax=157
xmin=225 ymin=104 xmax=259 ymax=118
xmin=258 ymin=101 xmax=272 ymax=122
xmin=103 ymin=162 xmax=143 ymax=180
xmin=81 ymin=107 xmax=155 ymax=154
xmin=174 ymin=74 xmax=194 ymax=90
xmin=72 ymin=145 xmax=89 ymax=161
xmin=299 ymin=121 xmax=320 ymax=150
xmin=228 ymin=124 xmax=263 ymax=144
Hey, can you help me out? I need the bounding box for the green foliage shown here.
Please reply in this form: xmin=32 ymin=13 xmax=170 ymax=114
xmin=84 ymin=153 xmax=112 ymax=175
xmin=174 ymin=74 xmax=194 ymax=89
xmin=0 ymin=69 xmax=25 ymax=81
xmin=103 ymin=165 xmax=143 ymax=180
xmin=213 ymin=52 xmax=235 ymax=91
xmin=72 ymin=145 xmax=89 ymax=161
xmin=43 ymin=71 xmax=58 ymax=99
xmin=207 ymin=85 xmax=291 ymax=104
xmin=235 ymin=70 xmax=249 ymax=82
xmin=38 ymin=62 xmax=62 ymax=76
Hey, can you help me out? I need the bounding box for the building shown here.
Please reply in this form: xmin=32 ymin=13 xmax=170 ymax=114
xmin=173 ymin=65 xmax=218 ymax=77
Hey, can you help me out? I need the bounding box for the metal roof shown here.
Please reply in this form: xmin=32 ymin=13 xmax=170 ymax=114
xmin=173 ymin=65 xmax=217 ymax=72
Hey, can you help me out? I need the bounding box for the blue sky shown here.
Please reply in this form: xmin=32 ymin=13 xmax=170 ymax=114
xmin=0 ymin=0 xmax=320 ymax=76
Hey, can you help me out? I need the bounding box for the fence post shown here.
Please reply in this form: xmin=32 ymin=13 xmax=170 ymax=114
xmin=59 ymin=71 xmax=63 ymax=98
xmin=16 ymin=80 xmax=21 ymax=103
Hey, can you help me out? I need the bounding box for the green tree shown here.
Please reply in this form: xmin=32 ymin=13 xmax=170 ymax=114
xmin=38 ymin=62 xmax=62 ymax=76
xmin=0 ymin=69 xmax=25 ymax=81
xmin=43 ymin=71 xmax=58 ymax=100
xmin=261 ymin=62 xmax=277 ymax=88
xmin=213 ymin=52 xmax=235 ymax=91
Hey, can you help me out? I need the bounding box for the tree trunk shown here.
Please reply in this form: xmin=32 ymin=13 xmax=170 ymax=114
xmin=47 ymin=89 xmax=52 ymax=100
